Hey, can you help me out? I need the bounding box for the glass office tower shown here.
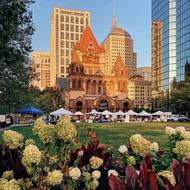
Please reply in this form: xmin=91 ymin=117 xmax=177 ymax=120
xmin=176 ymin=0 xmax=190 ymax=82
xmin=152 ymin=0 xmax=176 ymax=98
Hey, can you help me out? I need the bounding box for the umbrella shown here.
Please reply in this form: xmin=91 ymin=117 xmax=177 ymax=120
xmin=16 ymin=106 xmax=44 ymax=115
xmin=152 ymin=111 xmax=165 ymax=116
xmin=74 ymin=111 xmax=84 ymax=116
xmin=138 ymin=110 xmax=152 ymax=116
xmin=114 ymin=110 xmax=126 ymax=116
xmin=125 ymin=110 xmax=138 ymax=116
xmin=101 ymin=110 xmax=113 ymax=115
xmin=89 ymin=109 xmax=100 ymax=115
xmin=50 ymin=108 xmax=73 ymax=116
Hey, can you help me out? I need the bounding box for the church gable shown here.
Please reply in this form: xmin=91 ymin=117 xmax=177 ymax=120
xmin=74 ymin=26 xmax=105 ymax=54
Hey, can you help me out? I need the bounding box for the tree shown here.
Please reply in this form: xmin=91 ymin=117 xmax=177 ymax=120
xmin=28 ymin=87 xmax=65 ymax=113
xmin=170 ymin=83 xmax=190 ymax=116
xmin=0 ymin=0 xmax=35 ymax=114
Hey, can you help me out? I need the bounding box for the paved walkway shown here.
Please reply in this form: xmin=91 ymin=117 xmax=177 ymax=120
xmin=0 ymin=124 xmax=30 ymax=132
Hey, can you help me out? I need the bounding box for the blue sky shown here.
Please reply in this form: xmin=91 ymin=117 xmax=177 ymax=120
xmin=31 ymin=0 xmax=151 ymax=67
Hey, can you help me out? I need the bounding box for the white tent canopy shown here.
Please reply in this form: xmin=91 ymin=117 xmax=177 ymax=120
xmin=125 ymin=110 xmax=138 ymax=116
xmin=152 ymin=111 xmax=165 ymax=116
xmin=88 ymin=109 xmax=100 ymax=115
xmin=50 ymin=108 xmax=73 ymax=116
xmin=138 ymin=110 xmax=152 ymax=116
xmin=114 ymin=110 xmax=125 ymax=116
xmin=101 ymin=110 xmax=113 ymax=115
xmin=74 ymin=111 xmax=84 ymax=116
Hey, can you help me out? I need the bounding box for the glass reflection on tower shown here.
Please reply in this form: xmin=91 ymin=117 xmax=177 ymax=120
xmin=176 ymin=0 xmax=190 ymax=82
xmin=152 ymin=0 xmax=176 ymax=98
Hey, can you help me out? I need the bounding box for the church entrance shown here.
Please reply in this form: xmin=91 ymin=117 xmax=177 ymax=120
xmin=76 ymin=101 xmax=83 ymax=112
xmin=98 ymin=100 xmax=109 ymax=112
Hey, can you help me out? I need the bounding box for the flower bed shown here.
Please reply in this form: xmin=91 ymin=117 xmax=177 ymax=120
xmin=0 ymin=117 xmax=190 ymax=190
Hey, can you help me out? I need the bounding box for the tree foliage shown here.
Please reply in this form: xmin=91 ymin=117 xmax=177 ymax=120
xmin=170 ymin=82 xmax=190 ymax=115
xmin=0 ymin=0 xmax=35 ymax=114
xmin=27 ymin=87 xmax=65 ymax=113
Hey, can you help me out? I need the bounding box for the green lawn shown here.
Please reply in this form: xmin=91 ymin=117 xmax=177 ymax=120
xmin=0 ymin=122 xmax=190 ymax=152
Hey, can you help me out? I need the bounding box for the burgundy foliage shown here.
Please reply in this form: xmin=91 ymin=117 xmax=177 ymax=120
xmin=0 ymin=145 xmax=29 ymax=179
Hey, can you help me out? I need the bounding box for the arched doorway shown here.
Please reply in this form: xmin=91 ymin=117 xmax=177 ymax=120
xmin=76 ymin=101 xmax=83 ymax=112
xmin=98 ymin=100 xmax=109 ymax=112
xmin=123 ymin=102 xmax=129 ymax=112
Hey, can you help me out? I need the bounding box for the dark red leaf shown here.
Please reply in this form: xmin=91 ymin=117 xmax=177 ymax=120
xmin=109 ymin=174 xmax=128 ymax=190
xmin=125 ymin=166 xmax=138 ymax=189
xmin=147 ymin=171 xmax=159 ymax=190
xmin=183 ymin=162 xmax=190 ymax=188
xmin=172 ymin=159 xmax=182 ymax=184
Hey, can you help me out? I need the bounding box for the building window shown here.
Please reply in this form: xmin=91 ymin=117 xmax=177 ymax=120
xmin=71 ymin=25 xmax=74 ymax=32
xmin=60 ymin=32 xmax=64 ymax=39
xmin=80 ymin=26 xmax=84 ymax=33
xmin=76 ymin=25 xmax=79 ymax=32
xmin=66 ymin=16 xmax=69 ymax=23
xmin=71 ymin=16 xmax=74 ymax=23
xmin=66 ymin=50 xmax=69 ymax=56
xmin=80 ymin=17 xmax=84 ymax=24
xmin=71 ymin=33 xmax=74 ymax=40
xmin=61 ymin=66 xmax=64 ymax=73
xmin=60 ymin=24 xmax=64 ymax=30
xmin=78 ymin=80 xmax=81 ymax=88
xmin=76 ymin=17 xmax=79 ymax=24
xmin=66 ymin=58 xmax=70 ymax=65
xmin=66 ymin=41 xmax=69 ymax=48
xmin=76 ymin=34 xmax=79 ymax=40
xmin=60 ymin=15 xmax=64 ymax=22
xmin=60 ymin=41 xmax=64 ymax=48
xmin=66 ymin=24 xmax=69 ymax=31
xmin=72 ymin=80 xmax=76 ymax=89
xmin=66 ymin=33 xmax=69 ymax=40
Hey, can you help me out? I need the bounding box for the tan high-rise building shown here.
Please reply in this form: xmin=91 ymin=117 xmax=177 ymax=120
xmin=137 ymin=67 xmax=151 ymax=81
xmin=31 ymin=52 xmax=51 ymax=90
xmin=102 ymin=17 xmax=137 ymax=77
xmin=50 ymin=7 xmax=91 ymax=87
xmin=128 ymin=75 xmax=151 ymax=109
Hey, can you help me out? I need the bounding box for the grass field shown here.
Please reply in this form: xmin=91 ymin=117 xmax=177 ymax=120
xmin=0 ymin=122 xmax=190 ymax=152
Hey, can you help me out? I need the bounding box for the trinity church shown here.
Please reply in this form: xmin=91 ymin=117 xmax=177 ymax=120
xmin=65 ymin=26 xmax=134 ymax=113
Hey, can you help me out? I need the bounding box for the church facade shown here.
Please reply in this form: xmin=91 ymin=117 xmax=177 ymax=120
xmin=65 ymin=26 xmax=134 ymax=113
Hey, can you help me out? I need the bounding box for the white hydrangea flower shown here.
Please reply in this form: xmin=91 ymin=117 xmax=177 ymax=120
xmin=175 ymin=126 xmax=186 ymax=135
xmin=149 ymin=142 xmax=159 ymax=152
xmin=92 ymin=170 xmax=101 ymax=180
xmin=182 ymin=131 xmax=190 ymax=140
xmin=69 ymin=167 xmax=81 ymax=180
xmin=118 ymin=145 xmax=128 ymax=154
xmin=108 ymin=170 xmax=118 ymax=177
xmin=165 ymin=127 xmax=176 ymax=135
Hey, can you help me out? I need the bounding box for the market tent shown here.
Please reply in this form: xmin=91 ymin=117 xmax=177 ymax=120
xmin=114 ymin=110 xmax=126 ymax=116
xmin=74 ymin=111 xmax=84 ymax=116
xmin=125 ymin=110 xmax=138 ymax=116
xmin=50 ymin=108 xmax=73 ymax=116
xmin=138 ymin=110 xmax=152 ymax=116
xmin=88 ymin=109 xmax=100 ymax=115
xmin=101 ymin=110 xmax=113 ymax=115
xmin=16 ymin=106 xmax=44 ymax=115
xmin=152 ymin=111 xmax=165 ymax=116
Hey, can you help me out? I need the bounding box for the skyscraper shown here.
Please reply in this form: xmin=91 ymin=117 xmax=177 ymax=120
xmin=102 ymin=17 xmax=137 ymax=77
xmin=152 ymin=0 xmax=176 ymax=98
xmin=176 ymin=0 xmax=190 ymax=82
xmin=50 ymin=7 xmax=91 ymax=87
xmin=31 ymin=52 xmax=51 ymax=90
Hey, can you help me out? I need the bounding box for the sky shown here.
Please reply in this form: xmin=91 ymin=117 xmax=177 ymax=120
xmin=31 ymin=0 xmax=151 ymax=68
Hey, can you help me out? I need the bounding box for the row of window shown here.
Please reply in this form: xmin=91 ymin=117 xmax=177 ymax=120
xmin=60 ymin=24 xmax=84 ymax=33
